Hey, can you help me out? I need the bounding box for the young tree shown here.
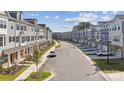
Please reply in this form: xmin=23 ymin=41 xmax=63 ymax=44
xmin=32 ymin=47 xmax=41 ymax=73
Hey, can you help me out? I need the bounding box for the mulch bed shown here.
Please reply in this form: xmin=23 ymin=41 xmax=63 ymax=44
xmin=1 ymin=66 xmax=25 ymax=75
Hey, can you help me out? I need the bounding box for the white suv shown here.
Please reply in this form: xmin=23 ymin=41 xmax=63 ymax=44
xmin=96 ymin=50 xmax=113 ymax=56
xmin=48 ymin=50 xmax=57 ymax=57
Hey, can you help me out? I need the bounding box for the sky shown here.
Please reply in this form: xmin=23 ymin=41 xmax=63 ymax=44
xmin=23 ymin=11 xmax=124 ymax=32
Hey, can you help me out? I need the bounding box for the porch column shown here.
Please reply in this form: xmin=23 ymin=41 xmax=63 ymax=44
xmin=7 ymin=54 xmax=11 ymax=68
xmin=17 ymin=51 xmax=20 ymax=63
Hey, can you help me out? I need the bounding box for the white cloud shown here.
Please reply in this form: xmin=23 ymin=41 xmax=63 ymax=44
xmin=25 ymin=13 xmax=39 ymax=17
xmin=64 ymin=12 xmax=98 ymax=25
xmin=100 ymin=16 xmax=111 ymax=21
xmin=64 ymin=17 xmax=82 ymax=23
xmin=54 ymin=16 xmax=59 ymax=19
xmin=44 ymin=15 xmax=50 ymax=19
xmin=64 ymin=12 xmax=112 ymax=25
xmin=53 ymin=26 xmax=72 ymax=32
xmin=102 ymin=11 xmax=108 ymax=14
xmin=112 ymin=11 xmax=118 ymax=14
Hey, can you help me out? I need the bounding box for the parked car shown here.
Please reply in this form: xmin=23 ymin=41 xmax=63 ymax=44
xmin=83 ymin=48 xmax=97 ymax=51
xmin=48 ymin=50 xmax=57 ymax=57
xmin=96 ymin=50 xmax=113 ymax=56
xmin=79 ymin=46 xmax=89 ymax=49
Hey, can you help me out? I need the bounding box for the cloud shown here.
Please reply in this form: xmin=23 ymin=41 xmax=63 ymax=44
xmin=44 ymin=15 xmax=50 ymax=19
xmin=53 ymin=26 xmax=72 ymax=32
xmin=102 ymin=11 xmax=108 ymax=14
xmin=64 ymin=12 xmax=98 ymax=25
xmin=64 ymin=17 xmax=82 ymax=23
xmin=54 ymin=16 xmax=59 ymax=19
xmin=100 ymin=16 xmax=111 ymax=21
xmin=64 ymin=12 xmax=113 ymax=25
xmin=25 ymin=13 xmax=39 ymax=17
xmin=112 ymin=11 xmax=118 ymax=14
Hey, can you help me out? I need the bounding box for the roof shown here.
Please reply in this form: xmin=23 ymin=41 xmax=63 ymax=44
xmin=116 ymin=15 xmax=124 ymax=20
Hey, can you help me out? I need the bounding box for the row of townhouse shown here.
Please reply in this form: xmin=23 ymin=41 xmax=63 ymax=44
xmin=52 ymin=32 xmax=72 ymax=41
xmin=53 ymin=15 xmax=124 ymax=58
xmin=71 ymin=15 xmax=124 ymax=58
xmin=0 ymin=11 xmax=52 ymax=68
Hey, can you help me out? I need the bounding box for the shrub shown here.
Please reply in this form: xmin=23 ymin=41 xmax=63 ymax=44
xmin=0 ymin=65 xmax=3 ymax=74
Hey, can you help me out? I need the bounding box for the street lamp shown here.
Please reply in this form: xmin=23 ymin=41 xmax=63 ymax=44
xmin=107 ymin=40 xmax=111 ymax=63
xmin=106 ymin=26 xmax=111 ymax=64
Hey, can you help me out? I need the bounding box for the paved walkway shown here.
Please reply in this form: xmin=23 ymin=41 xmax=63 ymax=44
xmin=106 ymin=72 xmax=124 ymax=81
xmin=14 ymin=42 xmax=58 ymax=81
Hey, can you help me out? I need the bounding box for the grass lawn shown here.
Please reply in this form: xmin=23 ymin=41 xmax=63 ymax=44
xmin=93 ymin=59 xmax=124 ymax=73
xmin=55 ymin=44 xmax=62 ymax=48
xmin=83 ymin=52 xmax=96 ymax=55
xmin=0 ymin=66 xmax=29 ymax=81
xmin=25 ymin=72 xmax=52 ymax=81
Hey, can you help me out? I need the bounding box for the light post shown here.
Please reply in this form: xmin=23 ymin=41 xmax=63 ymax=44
xmin=106 ymin=28 xmax=111 ymax=64
xmin=107 ymin=40 xmax=111 ymax=63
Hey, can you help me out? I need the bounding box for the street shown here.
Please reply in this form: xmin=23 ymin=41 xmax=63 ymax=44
xmin=40 ymin=41 xmax=106 ymax=81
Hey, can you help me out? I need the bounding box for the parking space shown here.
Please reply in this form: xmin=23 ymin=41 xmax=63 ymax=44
xmin=88 ymin=55 xmax=121 ymax=59
xmin=77 ymin=44 xmax=121 ymax=59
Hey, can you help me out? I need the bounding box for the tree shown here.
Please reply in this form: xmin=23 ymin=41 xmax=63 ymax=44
xmin=32 ymin=47 xmax=41 ymax=73
xmin=79 ymin=22 xmax=91 ymax=30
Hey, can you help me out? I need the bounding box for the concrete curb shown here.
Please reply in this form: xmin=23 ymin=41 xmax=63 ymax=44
xmin=76 ymin=47 xmax=111 ymax=81
xmin=43 ymin=72 xmax=55 ymax=81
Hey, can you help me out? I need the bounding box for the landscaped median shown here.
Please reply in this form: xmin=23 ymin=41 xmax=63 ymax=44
xmin=55 ymin=44 xmax=62 ymax=48
xmin=93 ymin=59 xmax=124 ymax=73
xmin=25 ymin=72 xmax=52 ymax=81
xmin=0 ymin=66 xmax=29 ymax=81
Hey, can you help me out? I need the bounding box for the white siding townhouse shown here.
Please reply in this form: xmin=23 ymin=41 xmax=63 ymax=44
xmin=0 ymin=11 xmax=52 ymax=68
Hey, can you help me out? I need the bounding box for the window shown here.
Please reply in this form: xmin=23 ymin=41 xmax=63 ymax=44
xmin=22 ymin=36 xmax=25 ymax=43
xmin=16 ymin=36 xmax=19 ymax=42
xmin=118 ymin=27 xmax=120 ymax=30
xmin=28 ymin=36 xmax=30 ymax=42
xmin=0 ymin=36 xmax=6 ymax=47
xmin=113 ymin=36 xmax=120 ymax=42
xmin=11 ymin=23 xmax=13 ymax=29
xmin=20 ymin=25 xmax=23 ymax=30
xmin=32 ymin=27 xmax=34 ymax=31
xmin=16 ymin=24 xmax=19 ymax=30
xmin=24 ymin=26 xmax=26 ymax=31
xmin=9 ymin=36 xmax=13 ymax=42
xmin=0 ymin=20 xmax=6 ymax=29
xmin=112 ymin=24 xmax=114 ymax=31
xmin=31 ymin=36 xmax=34 ymax=41
xmin=13 ymin=37 xmax=15 ymax=42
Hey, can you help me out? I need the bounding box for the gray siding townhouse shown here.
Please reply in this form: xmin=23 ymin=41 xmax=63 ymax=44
xmin=0 ymin=11 xmax=52 ymax=68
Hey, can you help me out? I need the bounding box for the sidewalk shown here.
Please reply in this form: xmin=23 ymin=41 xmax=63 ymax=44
xmin=76 ymin=47 xmax=111 ymax=81
xmin=106 ymin=72 xmax=124 ymax=81
xmin=14 ymin=41 xmax=58 ymax=81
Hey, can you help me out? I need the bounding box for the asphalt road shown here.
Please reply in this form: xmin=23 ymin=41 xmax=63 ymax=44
xmin=40 ymin=41 xmax=106 ymax=81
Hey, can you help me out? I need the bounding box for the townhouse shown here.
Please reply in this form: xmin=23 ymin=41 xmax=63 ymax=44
xmin=105 ymin=15 xmax=124 ymax=58
xmin=0 ymin=11 xmax=52 ymax=68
